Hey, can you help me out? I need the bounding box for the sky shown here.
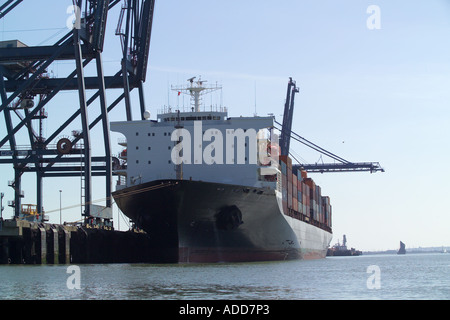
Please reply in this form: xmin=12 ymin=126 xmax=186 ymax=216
xmin=0 ymin=0 xmax=449 ymax=251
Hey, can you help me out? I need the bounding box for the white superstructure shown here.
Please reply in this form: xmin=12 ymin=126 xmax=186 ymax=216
xmin=111 ymin=78 xmax=278 ymax=190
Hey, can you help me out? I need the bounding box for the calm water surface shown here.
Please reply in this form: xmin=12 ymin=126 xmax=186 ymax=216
xmin=0 ymin=253 xmax=448 ymax=300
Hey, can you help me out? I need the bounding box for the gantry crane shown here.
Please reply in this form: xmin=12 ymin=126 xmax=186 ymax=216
xmin=0 ymin=0 xmax=155 ymax=225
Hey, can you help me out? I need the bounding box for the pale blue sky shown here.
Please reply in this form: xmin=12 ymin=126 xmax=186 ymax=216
xmin=1 ymin=0 xmax=449 ymax=251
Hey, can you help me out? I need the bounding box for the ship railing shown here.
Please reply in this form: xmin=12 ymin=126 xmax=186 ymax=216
xmin=285 ymin=207 xmax=332 ymax=233
xmin=157 ymin=105 xmax=228 ymax=115
xmin=118 ymin=138 xmax=127 ymax=146
xmin=116 ymin=175 xmax=127 ymax=186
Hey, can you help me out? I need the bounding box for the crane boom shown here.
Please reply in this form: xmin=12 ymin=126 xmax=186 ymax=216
xmin=293 ymin=162 xmax=384 ymax=173
xmin=277 ymin=78 xmax=384 ymax=174
xmin=279 ymin=77 xmax=299 ymax=156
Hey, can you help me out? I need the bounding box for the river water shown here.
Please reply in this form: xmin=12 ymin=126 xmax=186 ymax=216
xmin=0 ymin=253 xmax=448 ymax=300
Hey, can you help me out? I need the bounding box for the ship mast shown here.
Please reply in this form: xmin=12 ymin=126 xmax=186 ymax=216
xmin=171 ymin=77 xmax=222 ymax=112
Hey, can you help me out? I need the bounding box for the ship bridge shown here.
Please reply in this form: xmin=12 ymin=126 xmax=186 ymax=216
xmin=156 ymin=76 xmax=228 ymax=124
xmin=157 ymin=109 xmax=228 ymax=123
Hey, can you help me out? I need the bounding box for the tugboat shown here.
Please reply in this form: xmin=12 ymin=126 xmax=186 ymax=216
xmin=327 ymin=235 xmax=362 ymax=256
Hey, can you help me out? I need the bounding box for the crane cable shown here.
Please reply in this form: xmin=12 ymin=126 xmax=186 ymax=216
xmin=273 ymin=120 xmax=350 ymax=164
xmin=44 ymin=181 xmax=176 ymax=215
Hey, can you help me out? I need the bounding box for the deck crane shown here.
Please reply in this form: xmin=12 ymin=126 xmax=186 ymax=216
xmin=277 ymin=78 xmax=384 ymax=174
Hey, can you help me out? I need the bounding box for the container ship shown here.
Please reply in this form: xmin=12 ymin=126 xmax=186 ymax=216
xmin=111 ymin=78 xmax=333 ymax=263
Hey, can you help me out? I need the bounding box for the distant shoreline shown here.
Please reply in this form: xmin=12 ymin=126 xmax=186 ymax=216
xmin=363 ymin=246 xmax=450 ymax=255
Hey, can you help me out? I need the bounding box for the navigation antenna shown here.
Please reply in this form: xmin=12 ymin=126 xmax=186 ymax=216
xmin=172 ymin=76 xmax=222 ymax=112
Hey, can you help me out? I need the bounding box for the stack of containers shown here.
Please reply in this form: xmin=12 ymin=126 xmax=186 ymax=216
xmin=292 ymin=171 xmax=298 ymax=212
xmin=287 ymin=165 xmax=292 ymax=210
xmin=329 ymin=206 xmax=332 ymax=228
xmin=280 ymin=155 xmax=293 ymax=210
xmin=278 ymin=157 xmax=332 ymax=228
xmin=316 ymin=185 xmax=322 ymax=223
xmin=304 ymin=178 xmax=316 ymax=221
xmin=300 ymin=170 xmax=308 ymax=217
xmin=321 ymin=196 xmax=326 ymax=225
xmin=297 ymin=171 xmax=302 ymax=215
xmin=302 ymin=181 xmax=310 ymax=219
xmin=281 ymin=160 xmax=287 ymax=214
xmin=321 ymin=196 xmax=332 ymax=228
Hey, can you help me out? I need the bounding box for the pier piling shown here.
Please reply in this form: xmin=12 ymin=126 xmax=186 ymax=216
xmin=0 ymin=219 xmax=156 ymax=264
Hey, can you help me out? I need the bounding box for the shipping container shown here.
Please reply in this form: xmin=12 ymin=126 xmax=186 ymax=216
xmin=281 ymin=161 xmax=287 ymax=175
xmin=318 ymin=195 xmax=323 ymax=221
xmin=301 ymin=170 xmax=307 ymax=179
xmin=287 ymin=179 xmax=292 ymax=208
xmin=329 ymin=206 xmax=332 ymax=227
xmin=279 ymin=155 xmax=292 ymax=168
xmin=303 ymin=182 xmax=310 ymax=207
xmin=304 ymin=177 xmax=316 ymax=191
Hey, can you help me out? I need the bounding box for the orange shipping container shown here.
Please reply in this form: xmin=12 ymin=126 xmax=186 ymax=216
xmin=304 ymin=178 xmax=316 ymax=192
xmin=301 ymin=170 xmax=307 ymax=179
xmin=279 ymin=155 xmax=292 ymax=168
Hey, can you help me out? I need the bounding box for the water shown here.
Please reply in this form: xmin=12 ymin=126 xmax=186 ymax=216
xmin=0 ymin=253 xmax=448 ymax=300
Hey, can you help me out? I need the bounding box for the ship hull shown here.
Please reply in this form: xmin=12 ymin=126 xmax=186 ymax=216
xmin=112 ymin=180 xmax=332 ymax=263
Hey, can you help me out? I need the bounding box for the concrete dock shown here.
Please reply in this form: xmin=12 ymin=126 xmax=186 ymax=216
xmin=0 ymin=218 xmax=160 ymax=264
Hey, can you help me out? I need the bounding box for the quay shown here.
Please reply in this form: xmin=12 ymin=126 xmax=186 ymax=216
xmin=0 ymin=219 xmax=161 ymax=264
